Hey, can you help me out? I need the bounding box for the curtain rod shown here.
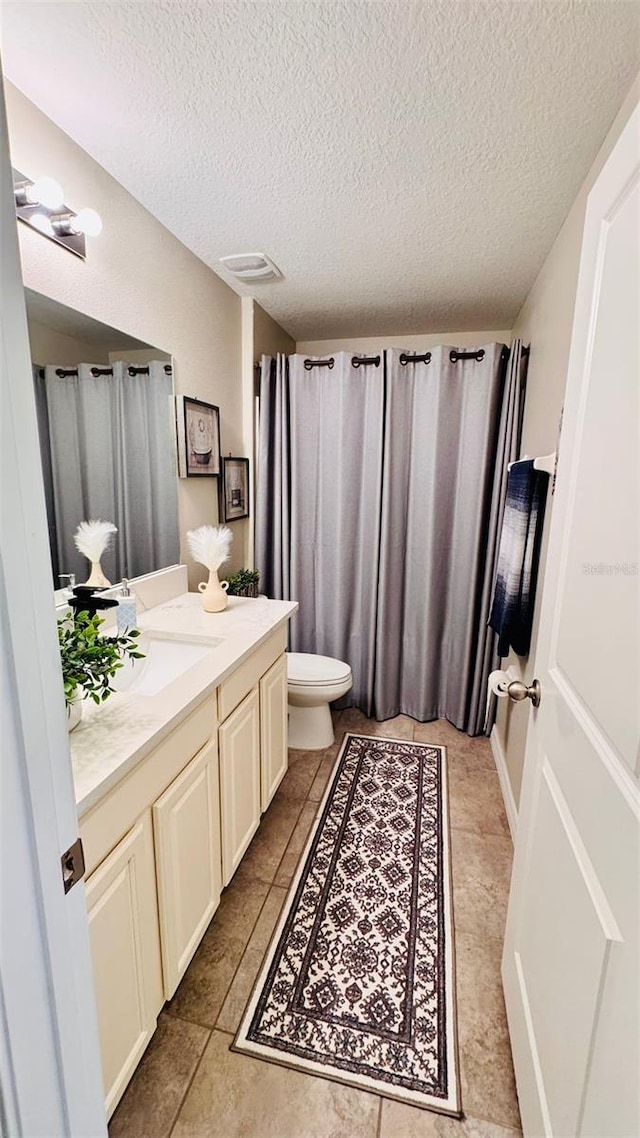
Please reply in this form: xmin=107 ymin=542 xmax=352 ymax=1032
xmin=53 ymin=363 xmax=173 ymax=378
xmin=281 ymin=345 xmax=525 ymax=374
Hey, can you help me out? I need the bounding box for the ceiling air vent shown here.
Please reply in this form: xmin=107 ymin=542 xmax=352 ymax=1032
xmin=219 ymin=252 xmax=282 ymax=282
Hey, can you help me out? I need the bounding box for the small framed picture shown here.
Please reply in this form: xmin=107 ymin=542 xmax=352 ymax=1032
xmin=222 ymin=456 xmax=250 ymax=521
xmin=176 ymin=395 xmax=221 ymax=477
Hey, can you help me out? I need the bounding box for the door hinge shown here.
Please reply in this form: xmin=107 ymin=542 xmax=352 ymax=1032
xmin=61 ymin=836 xmax=85 ymax=894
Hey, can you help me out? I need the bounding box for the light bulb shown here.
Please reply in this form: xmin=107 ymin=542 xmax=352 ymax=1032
xmin=73 ymin=208 xmax=102 ymax=237
xmin=27 ymin=176 xmax=64 ymax=210
xmin=30 ymin=213 xmax=55 ymax=237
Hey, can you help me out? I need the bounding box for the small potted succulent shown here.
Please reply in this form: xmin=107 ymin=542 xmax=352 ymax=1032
xmin=58 ymin=611 xmax=145 ymax=731
xmin=225 ymin=569 xmax=261 ymax=598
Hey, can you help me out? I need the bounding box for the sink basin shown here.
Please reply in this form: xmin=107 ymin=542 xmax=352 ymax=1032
xmin=113 ymin=634 xmax=222 ymax=696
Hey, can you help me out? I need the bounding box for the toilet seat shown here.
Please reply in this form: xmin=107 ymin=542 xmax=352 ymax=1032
xmin=287 ymin=652 xmax=352 ymax=687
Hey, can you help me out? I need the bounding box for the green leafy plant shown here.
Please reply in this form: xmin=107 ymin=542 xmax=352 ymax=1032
xmin=58 ymin=612 xmax=145 ymax=707
xmin=225 ymin=568 xmax=260 ymax=597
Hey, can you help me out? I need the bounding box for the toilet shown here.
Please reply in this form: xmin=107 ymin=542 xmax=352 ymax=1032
xmin=287 ymin=653 xmax=353 ymax=750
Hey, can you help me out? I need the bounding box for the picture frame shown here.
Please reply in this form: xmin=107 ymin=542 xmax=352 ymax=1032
xmin=222 ymin=456 xmax=250 ymax=521
xmin=176 ymin=395 xmax=221 ymax=477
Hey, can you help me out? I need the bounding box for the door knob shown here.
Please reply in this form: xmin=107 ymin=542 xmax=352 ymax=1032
xmin=507 ymin=678 xmax=541 ymax=708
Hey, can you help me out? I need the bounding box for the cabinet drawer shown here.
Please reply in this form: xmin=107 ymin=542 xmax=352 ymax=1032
xmin=81 ymin=693 xmax=217 ymax=877
xmin=217 ymin=625 xmax=287 ymax=722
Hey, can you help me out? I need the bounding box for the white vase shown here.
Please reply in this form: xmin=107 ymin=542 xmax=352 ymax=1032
xmin=83 ymin=559 xmax=111 ymax=588
xmin=67 ymin=698 xmax=82 ymax=732
xmin=197 ymin=568 xmax=229 ymax=612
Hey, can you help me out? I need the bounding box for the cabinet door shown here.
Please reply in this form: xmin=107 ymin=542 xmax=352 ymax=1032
xmin=260 ymin=652 xmax=288 ymax=811
xmin=219 ymin=686 xmax=261 ymax=885
xmin=85 ymin=812 xmax=162 ymax=1119
xmin=153 ymin=738 xmax=221 ymax=999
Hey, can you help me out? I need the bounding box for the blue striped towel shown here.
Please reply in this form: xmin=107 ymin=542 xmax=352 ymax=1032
xmin=489 ymin=459 xmax=548 ymax=657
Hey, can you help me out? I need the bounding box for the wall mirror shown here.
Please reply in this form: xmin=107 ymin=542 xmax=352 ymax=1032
xmin=26 ymin=289 xmax=180 ymax=589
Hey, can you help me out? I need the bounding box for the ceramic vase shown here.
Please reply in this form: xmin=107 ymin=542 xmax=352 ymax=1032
xmin=198 ymin=568 xmax=229 ymax=612
xmin=83 ymin=559 xmax=111 ymax=588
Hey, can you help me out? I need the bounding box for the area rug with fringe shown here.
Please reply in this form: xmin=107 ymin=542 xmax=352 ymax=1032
xmin=234 ymin=732 xmax=461 ymax=1116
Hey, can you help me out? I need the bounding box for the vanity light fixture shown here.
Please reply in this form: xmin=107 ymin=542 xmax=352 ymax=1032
xmin=12 ymin=168 xmax=103 ymax=259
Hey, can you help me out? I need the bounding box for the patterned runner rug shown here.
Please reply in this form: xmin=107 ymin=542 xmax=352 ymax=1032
xmin=234 ymin=733 xmax=460 ymax=1116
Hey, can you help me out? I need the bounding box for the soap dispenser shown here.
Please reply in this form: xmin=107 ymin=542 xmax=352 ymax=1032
xmin=117 ymin=579 xmax=138 ymax=634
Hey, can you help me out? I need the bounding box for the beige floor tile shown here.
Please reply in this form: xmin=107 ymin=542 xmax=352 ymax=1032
xmin=239 ymin=794 xmax=304 ymax=883
xmin=166 ymin=875 xmax=270 ymax=1026
xmin=308 ymin=751 xmax=339 ymax=801
xmin=249 ymin=884 xmax=288 ymax=952
xmin=450 ymin=828 xmax=513 ymax=942
xmin=274 ymin=800 xmax=318 ymax=885
xmin=108 ymin=1012 xmax=209 ymax=1138
xmin=214 ymin=867 xmax=272 ymax=939
xmin=414 ymin=719 xmax=469 ymax=748
xmin=165 ymin=930 xmax=249 ymax=1028
xmin=338 ymin=708 xmax=416 ymax=741
xmin=455 ymin=932 xmax=521 ymax=1130
xmin=215 ymin=945 xmax=264 ymax=1035
xmin=368 ymin=714 xmax=416 ymax=740
xmin=277 ymin=749 xmax=323 ymax=800
xmin=171 ymin=1030 xmax=380 ymax=1138
xmin=380 ymin=1099 xmax=521 ymax=1138
xmin=447 ymin=768 xmax=510 ymax=840
xmin=459 ymin=1036 xmax=522 ymax=1134
xmin=216 ymin=885 xmax=287 ymax=1033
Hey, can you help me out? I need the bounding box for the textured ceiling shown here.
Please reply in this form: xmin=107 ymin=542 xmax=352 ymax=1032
xmin=2 ymin=1 xmax=639 ymax=339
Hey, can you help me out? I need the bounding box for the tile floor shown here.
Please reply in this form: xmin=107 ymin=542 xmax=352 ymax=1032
xmin=109 ymin=711 xmax=521 ymax=1138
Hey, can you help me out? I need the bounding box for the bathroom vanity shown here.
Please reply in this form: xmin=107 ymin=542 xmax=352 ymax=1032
xmin=70 ymin=589 xmax=297 ymax=1118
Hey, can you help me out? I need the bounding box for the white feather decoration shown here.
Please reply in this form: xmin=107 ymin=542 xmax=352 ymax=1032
xmin=74 ymin=519 xmax=118 ymax=561
xmin=187 ymin=525 xmax=233 ymax=571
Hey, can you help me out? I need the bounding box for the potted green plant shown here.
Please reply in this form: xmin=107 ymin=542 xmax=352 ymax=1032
xmin=58 ymin=611 xmax=145 ymax=731
xmin=225 ymin=568 xmax=260 ymax=598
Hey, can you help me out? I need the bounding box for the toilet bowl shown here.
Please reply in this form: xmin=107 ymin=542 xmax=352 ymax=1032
xmin=287 ymin=653 xmax=353 ymax=750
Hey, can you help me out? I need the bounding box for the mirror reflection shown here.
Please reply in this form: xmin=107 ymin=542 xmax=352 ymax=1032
xmin=26 ymin=290 xmax=179 ymax=587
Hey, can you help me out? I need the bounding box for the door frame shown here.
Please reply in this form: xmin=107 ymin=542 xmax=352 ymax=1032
xmin=0 ymin=71 xmax=106 ymax=1136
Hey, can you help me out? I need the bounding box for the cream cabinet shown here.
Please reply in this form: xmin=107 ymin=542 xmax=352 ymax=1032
xmin=85 ymin=812 xmax=162 ymax=1118
xmin=81 ymin=625 xmax=291 ymax=1118
xmin=219 ymin=686 xmax=261 ymax=885
xmin=260 ymin=653 xmax=288 ymax=811
xmin=153 ymin=737 xmax=221 ymax=999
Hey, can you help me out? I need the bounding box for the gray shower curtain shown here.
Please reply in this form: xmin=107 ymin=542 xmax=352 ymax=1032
xmin=256 ymin=343 xmax=526 ymax=734
xmin=43 ymin=361 xmax=179 ymax=583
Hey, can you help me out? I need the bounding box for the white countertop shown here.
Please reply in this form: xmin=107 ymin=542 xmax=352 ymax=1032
xmin=71 ymin=593 xmax=297 ymax=818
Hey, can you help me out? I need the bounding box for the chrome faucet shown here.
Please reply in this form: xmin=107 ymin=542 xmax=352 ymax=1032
xmin=58 ymin=572 xmax=76 ymax=598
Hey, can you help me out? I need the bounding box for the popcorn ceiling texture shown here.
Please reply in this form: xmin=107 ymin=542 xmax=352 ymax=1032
xmin=2 ymin=1 xmax=639 ymax=341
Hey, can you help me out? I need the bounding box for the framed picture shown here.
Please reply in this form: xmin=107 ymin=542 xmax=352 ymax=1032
xmin=222 ymin=456 xmax=250 ymax=521
xmin=176 ymin=395 xmax=221 ymax=477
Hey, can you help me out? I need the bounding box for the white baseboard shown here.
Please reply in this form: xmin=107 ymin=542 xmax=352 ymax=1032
xmin=490 ymin=725 xmax=518 ymax=843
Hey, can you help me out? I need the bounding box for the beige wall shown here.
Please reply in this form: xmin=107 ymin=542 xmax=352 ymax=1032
xmin=28 ymin=319 xmax=110 ymax=365
xmin=495 ymin=74 xmax=640 ymax=810
xmin=254 ymin=301 xmax=295 ymax=359
xmin=240 ymin=298 xmax=295 ymax=568
xmin=6 ymin=82 xmax=247 ymax=583
xmin=296 ymin=330 xmax=511 ymax=354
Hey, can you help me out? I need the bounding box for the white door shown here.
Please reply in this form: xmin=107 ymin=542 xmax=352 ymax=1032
xmin=153 ymin=738 xmax=222 ymax=998
xmin=0 ymin=80 xmax=107 ymax=1135
xmin=503 ymin=103 xmax=640 ymax=1138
